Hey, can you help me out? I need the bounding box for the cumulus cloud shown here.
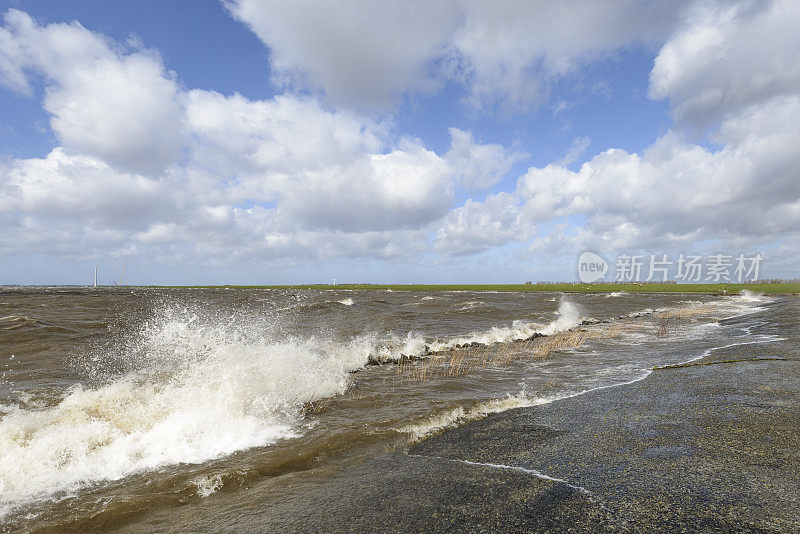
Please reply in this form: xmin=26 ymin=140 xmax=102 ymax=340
xmin=224 ymin=0 xmax=461 ymax=109
xmin=432 ymin=0 xmax=800 ymax=264
xmin=450 ymin=0 xmax=689 ymax=112
xmin=183 ymin=92 xmax=506 ymax=233
xmin=650 ymin=0 xmax=800 ymax=126
xmin=4 ymin=148 xmax=169 ymax=227
xmin=0 ymin=9 xmax=525 ymax=265
xmin=434 ymin=193 xmax=531 ymax=256
xmin=1 ymin=1 xmax=799 ymax=278
xmin=226 ymin=0 xmax=691 ymax=111
xmin=0 ymin=10 xmax=184 ymax=175
xmin=445 ymin=128 xmax=524 ymax=190
xmin=436 ymin=95 xmax=800 ymax=257
xmin=184 ymin=90 xmax=385 ymax=177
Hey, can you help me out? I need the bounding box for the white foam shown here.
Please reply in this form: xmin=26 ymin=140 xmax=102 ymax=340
xmin=457 ymin=300 xmax=485 ymax=311
xmin=399 ymin=364 xmax=652 ymax=444
xmin=367 ymin=331 xmax=430 ymax=363
xmin=453 ymin=459 xmax=596 ymax=498
xmin=738 ymin=289 xmax=767 ymax=302
xmin=366 ymin=298 xmax=584 ymax=363
xmin=540 ymin=298 xmax=583 ymax=335
xmin=336 ymin=298 xmax=354 ymax=306
xmin=708 ymin=291 xmax=772 ymax=318
xmin=399 ymin=392 xmax=539 ymax=442
xmin=426 ymin=297 xmax=583 ymax=353
xmin=0 ymin=307 xmax=370 ymax=517
xmin=681 ymin=333 xmax=785 ymax=366
xmin=193 ymin=474 xmax=223 ymax=498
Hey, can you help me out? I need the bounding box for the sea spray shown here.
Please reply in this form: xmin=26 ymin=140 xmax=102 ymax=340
xmin=423 ymin=297 xmax=585 ymax=354
xmin=0 ymin=296 xmax=591 ymax=515
xmin=541 ymin=297 xmax=583 ymax=335
xmin=0 ymin=306 xmax=369 ymax=517
xmin=1 ymin=292 xmax=750 ymax=518
xmin=739 ymin=289 xmax=766 ymax=302
xmin=193 ymin=474 xmax=224 ymax=498
xmin=0 ymin=288 xmax=776 ymax=527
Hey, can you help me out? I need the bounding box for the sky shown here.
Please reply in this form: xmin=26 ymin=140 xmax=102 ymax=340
xmin=0 ymin=0 xmax=798 ymax=285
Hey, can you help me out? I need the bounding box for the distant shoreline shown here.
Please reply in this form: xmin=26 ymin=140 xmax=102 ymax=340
xmin=144 ymin=282 xmax=799 ymax=294
xmin=4 ymin=283 xmax=798 ymax=293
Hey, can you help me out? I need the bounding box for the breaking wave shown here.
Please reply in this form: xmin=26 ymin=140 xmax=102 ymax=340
xmin=0 ymin=289 xmax=775 ymax=518
xmin=0 ymin=297 xmax=584 ymax=515
xmin=0 ymin=307 xmax=367 ymax=517
xmin=368 ymin=297 xmax=584 ymax=362
xmin=10 ymin=291 xmax=747 ymax=518
xmin=398 ymin=392 xmax=538 ymax=442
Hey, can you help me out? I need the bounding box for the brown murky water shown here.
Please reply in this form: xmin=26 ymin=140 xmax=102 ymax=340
xmin=0 ymin=287 xmax=777 ymax=532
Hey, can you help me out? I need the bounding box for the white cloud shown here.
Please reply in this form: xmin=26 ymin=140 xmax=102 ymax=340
xmin=224 ymin=0 xmax=461 ymax=109
xmin=183 ymin=91 xmax=525 ymax=233
xmin=185 ymin=90 xmax=385 ymax=176
xmin=225 ymin=0 xmax=691 ymax=112
xmin=277 ymin=142 xmax=453 ymax=232
xmin=451 ymin=0 xmax=689 ymax=112
xmin=1 ymin=11 xmax=528 ymax=264
xmin=4 ymin=148 xmax=170 ymax=228
xmin=2 ymin=2 xmax=800 ymax=279
xmin=133 ymin=223 xmax=182 ymax=245
xmin=436 ymin=95 xmax=800 ymax=256
xmin=434 ymin=0 xmax=800 ymax=262
xmin=184 ymin=90 xmax=456 ymax=232
xmin=434 ymin=193 xmax=531 ymax=255
xmin=650 ymin=0 xmax=800 ymax=125
xmin=445 ymin=128 xmax=524 ymax=190
xmin=558 ymin=136 xmax=591 ymax=167
xmin=0 ymin=10 xmax=184 ymax=175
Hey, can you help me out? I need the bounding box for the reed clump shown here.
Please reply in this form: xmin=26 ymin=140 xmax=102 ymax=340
xmin=392 ymin=321 xmax=627 ymax=386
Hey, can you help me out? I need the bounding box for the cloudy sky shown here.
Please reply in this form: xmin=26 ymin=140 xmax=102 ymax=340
xmin=0 ymin=0 xmax=798 ymax=285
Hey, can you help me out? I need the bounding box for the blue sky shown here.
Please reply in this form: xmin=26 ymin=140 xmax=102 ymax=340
xmin=0 ymin=0 xmax=798 ymax=284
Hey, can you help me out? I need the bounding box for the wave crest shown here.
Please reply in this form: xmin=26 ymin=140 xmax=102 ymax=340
xmin=0 ymin=307 xmax=367 ymax=516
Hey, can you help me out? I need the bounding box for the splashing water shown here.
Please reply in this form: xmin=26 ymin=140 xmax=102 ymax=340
xmin=0 ymin=287 xmax=776 ymax=529
xmin=739 ymin=289 xmax=766 ymax=302
xmin=0 ymin=307 xmax=368 ymax=516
